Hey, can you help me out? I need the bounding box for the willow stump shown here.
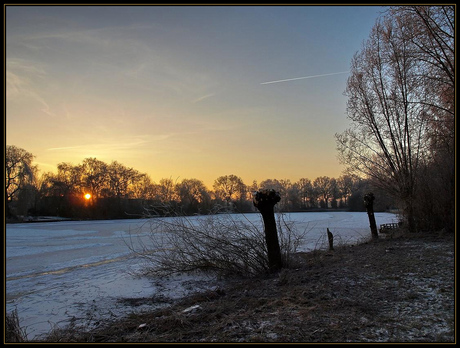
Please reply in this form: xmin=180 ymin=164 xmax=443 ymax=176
xmin=364 ymin=192 xmax=379 ymax=239
xmin=253 ymin=189 xmax=283 ymax=272
xmin=327 ymin=228 xmax=334 ymax=251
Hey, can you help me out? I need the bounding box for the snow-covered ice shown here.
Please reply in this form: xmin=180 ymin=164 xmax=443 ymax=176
xmin=5 ymin=211 xmax=399 ymax=340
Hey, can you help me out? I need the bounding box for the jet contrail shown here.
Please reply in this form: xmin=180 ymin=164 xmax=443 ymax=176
xmin=260 ymin=71 xmax=349 ymax=85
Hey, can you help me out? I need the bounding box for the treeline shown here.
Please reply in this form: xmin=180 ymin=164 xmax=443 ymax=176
xmin=5 ymin=147 xmax=395 ymax=220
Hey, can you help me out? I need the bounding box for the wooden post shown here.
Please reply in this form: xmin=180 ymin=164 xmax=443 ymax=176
xmin=327 ymin=228 xmax=334 ymax=251
xmin=253 ymin=189 xmax=283 ymax=272
xmin=364 ymin=192 xmax=379 ymax=239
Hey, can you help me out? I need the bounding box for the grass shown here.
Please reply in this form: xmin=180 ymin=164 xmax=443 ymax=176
xmin=5 ymin=309 xmax=26 ymax=343
xmin=6 ymin=231 xmax=455 ymax=343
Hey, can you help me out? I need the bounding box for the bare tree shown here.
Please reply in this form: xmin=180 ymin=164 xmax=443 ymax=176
xmin=336 ymin=175 xmax=360 ymax=207
xmin=296 ymin=178 xmax=314 ymax=209
xmin=80 ymin=158 xmax=108 ymax=200
xmin=335 ymin=13 xmax=436 ymax=232
xmin=106 ymin=161 xmax=142 ymax=198
xmin=5 ymin=145 xmax=36 ymax=217
xmin=392 ymin=6 xmax=454 ymax=232
xmin=313 ymin=176 xmax=336 ymax=208
xmin=213 ymin=174 xmax=247 ymax=209
xmin=390 ymin=6 xmax=454 ymax=115
xmin=175 ymin=178 xmax=211 ymax=214
xmin=55 ymin=162 xmax=84 ymax=196
xmin=130 ymin=174 xmax=157 ymax=200
xmin=36 ymin=163 xmax=84 ymax=217
xmin=285 ymin=180 xmax=302 ymax=211
xmin=156 ymin=178 xmax=177 ymax=203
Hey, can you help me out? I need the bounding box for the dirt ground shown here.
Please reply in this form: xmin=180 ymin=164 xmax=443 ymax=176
xmin=32 ymin=231 xmax=456 ymax=343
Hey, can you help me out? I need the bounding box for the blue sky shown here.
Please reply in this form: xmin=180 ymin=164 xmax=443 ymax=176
xmin=6 ymin=5 xmax=386 ymax=187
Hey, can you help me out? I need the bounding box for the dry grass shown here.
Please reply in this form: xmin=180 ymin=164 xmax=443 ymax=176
xmin=5 ymin=309 xmax=26 ymax=342
xmin=11 ymin=231 xmax=455 ymax=343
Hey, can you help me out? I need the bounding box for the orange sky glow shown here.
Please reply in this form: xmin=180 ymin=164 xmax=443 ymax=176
xmin=6 ymin=5 xmax=385 ymax=188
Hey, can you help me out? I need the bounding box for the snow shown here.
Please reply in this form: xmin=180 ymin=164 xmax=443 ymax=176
xmin=5 ymin=211 xmax=399 ymax=340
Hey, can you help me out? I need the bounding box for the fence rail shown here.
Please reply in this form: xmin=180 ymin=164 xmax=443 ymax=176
xmin=379 ymin=222 xmax=400 ymax=233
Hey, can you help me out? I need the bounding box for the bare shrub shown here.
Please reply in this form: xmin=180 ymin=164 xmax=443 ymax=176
xmin=275 ymin=213 xmax=308 ymax=268
xmin=128 ymin=206 xmax=307 ymax=278
xmin=5 ymin=309 xmax=27 ymax=342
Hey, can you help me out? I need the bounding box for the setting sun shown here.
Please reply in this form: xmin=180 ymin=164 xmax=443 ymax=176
xmin=84 ymin=193 xmax=91 ymax=200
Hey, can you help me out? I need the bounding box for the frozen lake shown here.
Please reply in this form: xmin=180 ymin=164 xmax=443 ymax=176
xmin=5 ymin=211 xmax=398 ymax=340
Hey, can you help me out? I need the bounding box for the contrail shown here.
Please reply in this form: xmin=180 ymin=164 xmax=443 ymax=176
xmin=260 ymin=71 xmax=349 ymax=85
xmin=192 ymin=93 xmax=215 ymax=103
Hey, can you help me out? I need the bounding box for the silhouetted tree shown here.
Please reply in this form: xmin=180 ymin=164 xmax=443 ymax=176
xmin=296 ymin=178 xmax=314 ymax=209
xmin=389 ymin=6 xmax=454 ymax=232
xmin=5 ymin=145 xmax=36 ymax=218
xmin=213 ymin=174 xmax=247 ymax=211
xmin=335 ymin=7 xmax=454 ymax=232
xmin=313 ymin=176 xmax=336 ymax=208
xmin=336 ymin=175 xmax=355 ymax=207
xmin=176 ymin=178 xmax=211 ymax=214
xmin=81 ymin=158 xmax=108 ymax=200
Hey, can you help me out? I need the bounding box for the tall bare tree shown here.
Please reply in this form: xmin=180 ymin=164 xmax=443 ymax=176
xmin=336 ymin=6 xmax=454 ymax=232
xmin=390 ymin=6 xmax=454 ymax=155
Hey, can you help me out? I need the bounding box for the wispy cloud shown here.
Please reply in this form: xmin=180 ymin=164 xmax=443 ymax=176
xmin=6 ymin=59 xmax=46 ymax=97
xmin=47 ymin=138 xmax=152 ymax=152
xmin=6 ymin=59 xmax=54 ymax=116
xmin=260 ymin=71 xmax=349 ymax=85
xmin=47 ymin=145 xmax=86 ymax=151
xmin=46 ymin=134 xmax=173 ymax=153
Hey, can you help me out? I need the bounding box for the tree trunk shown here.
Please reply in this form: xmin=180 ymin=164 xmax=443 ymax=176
xmin=364 ymin=192 xmax=379 ymax=239
xmin=405 ymin=198 xmax=417 ymax=233
xmin=253 ymin=189 xmax=283 ymax=272
xmin=327 ymin=228 xmax=334 ymax=251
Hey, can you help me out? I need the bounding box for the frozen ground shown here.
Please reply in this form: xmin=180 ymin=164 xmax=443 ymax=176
xmin=5 ymin=211 xmax=399 ymax=340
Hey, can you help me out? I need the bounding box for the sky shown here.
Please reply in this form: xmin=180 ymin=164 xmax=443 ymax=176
xmin=5 ymin=5 xmax=386 ymax=188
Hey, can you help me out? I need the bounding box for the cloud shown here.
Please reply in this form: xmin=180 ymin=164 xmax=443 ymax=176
xmin=6 ymin=59 xmax=46 ymax=97
xmin=47 ymin=136 xmax=156 ymax=152
xmin=45 ymin=133 xmax=176 ymax=154
xmin=6 ymin=59 xmax=54 ymax=116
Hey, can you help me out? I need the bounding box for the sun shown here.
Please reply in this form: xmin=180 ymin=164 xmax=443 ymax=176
xmin=84 ymin=193 xmax=91 ymax=200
